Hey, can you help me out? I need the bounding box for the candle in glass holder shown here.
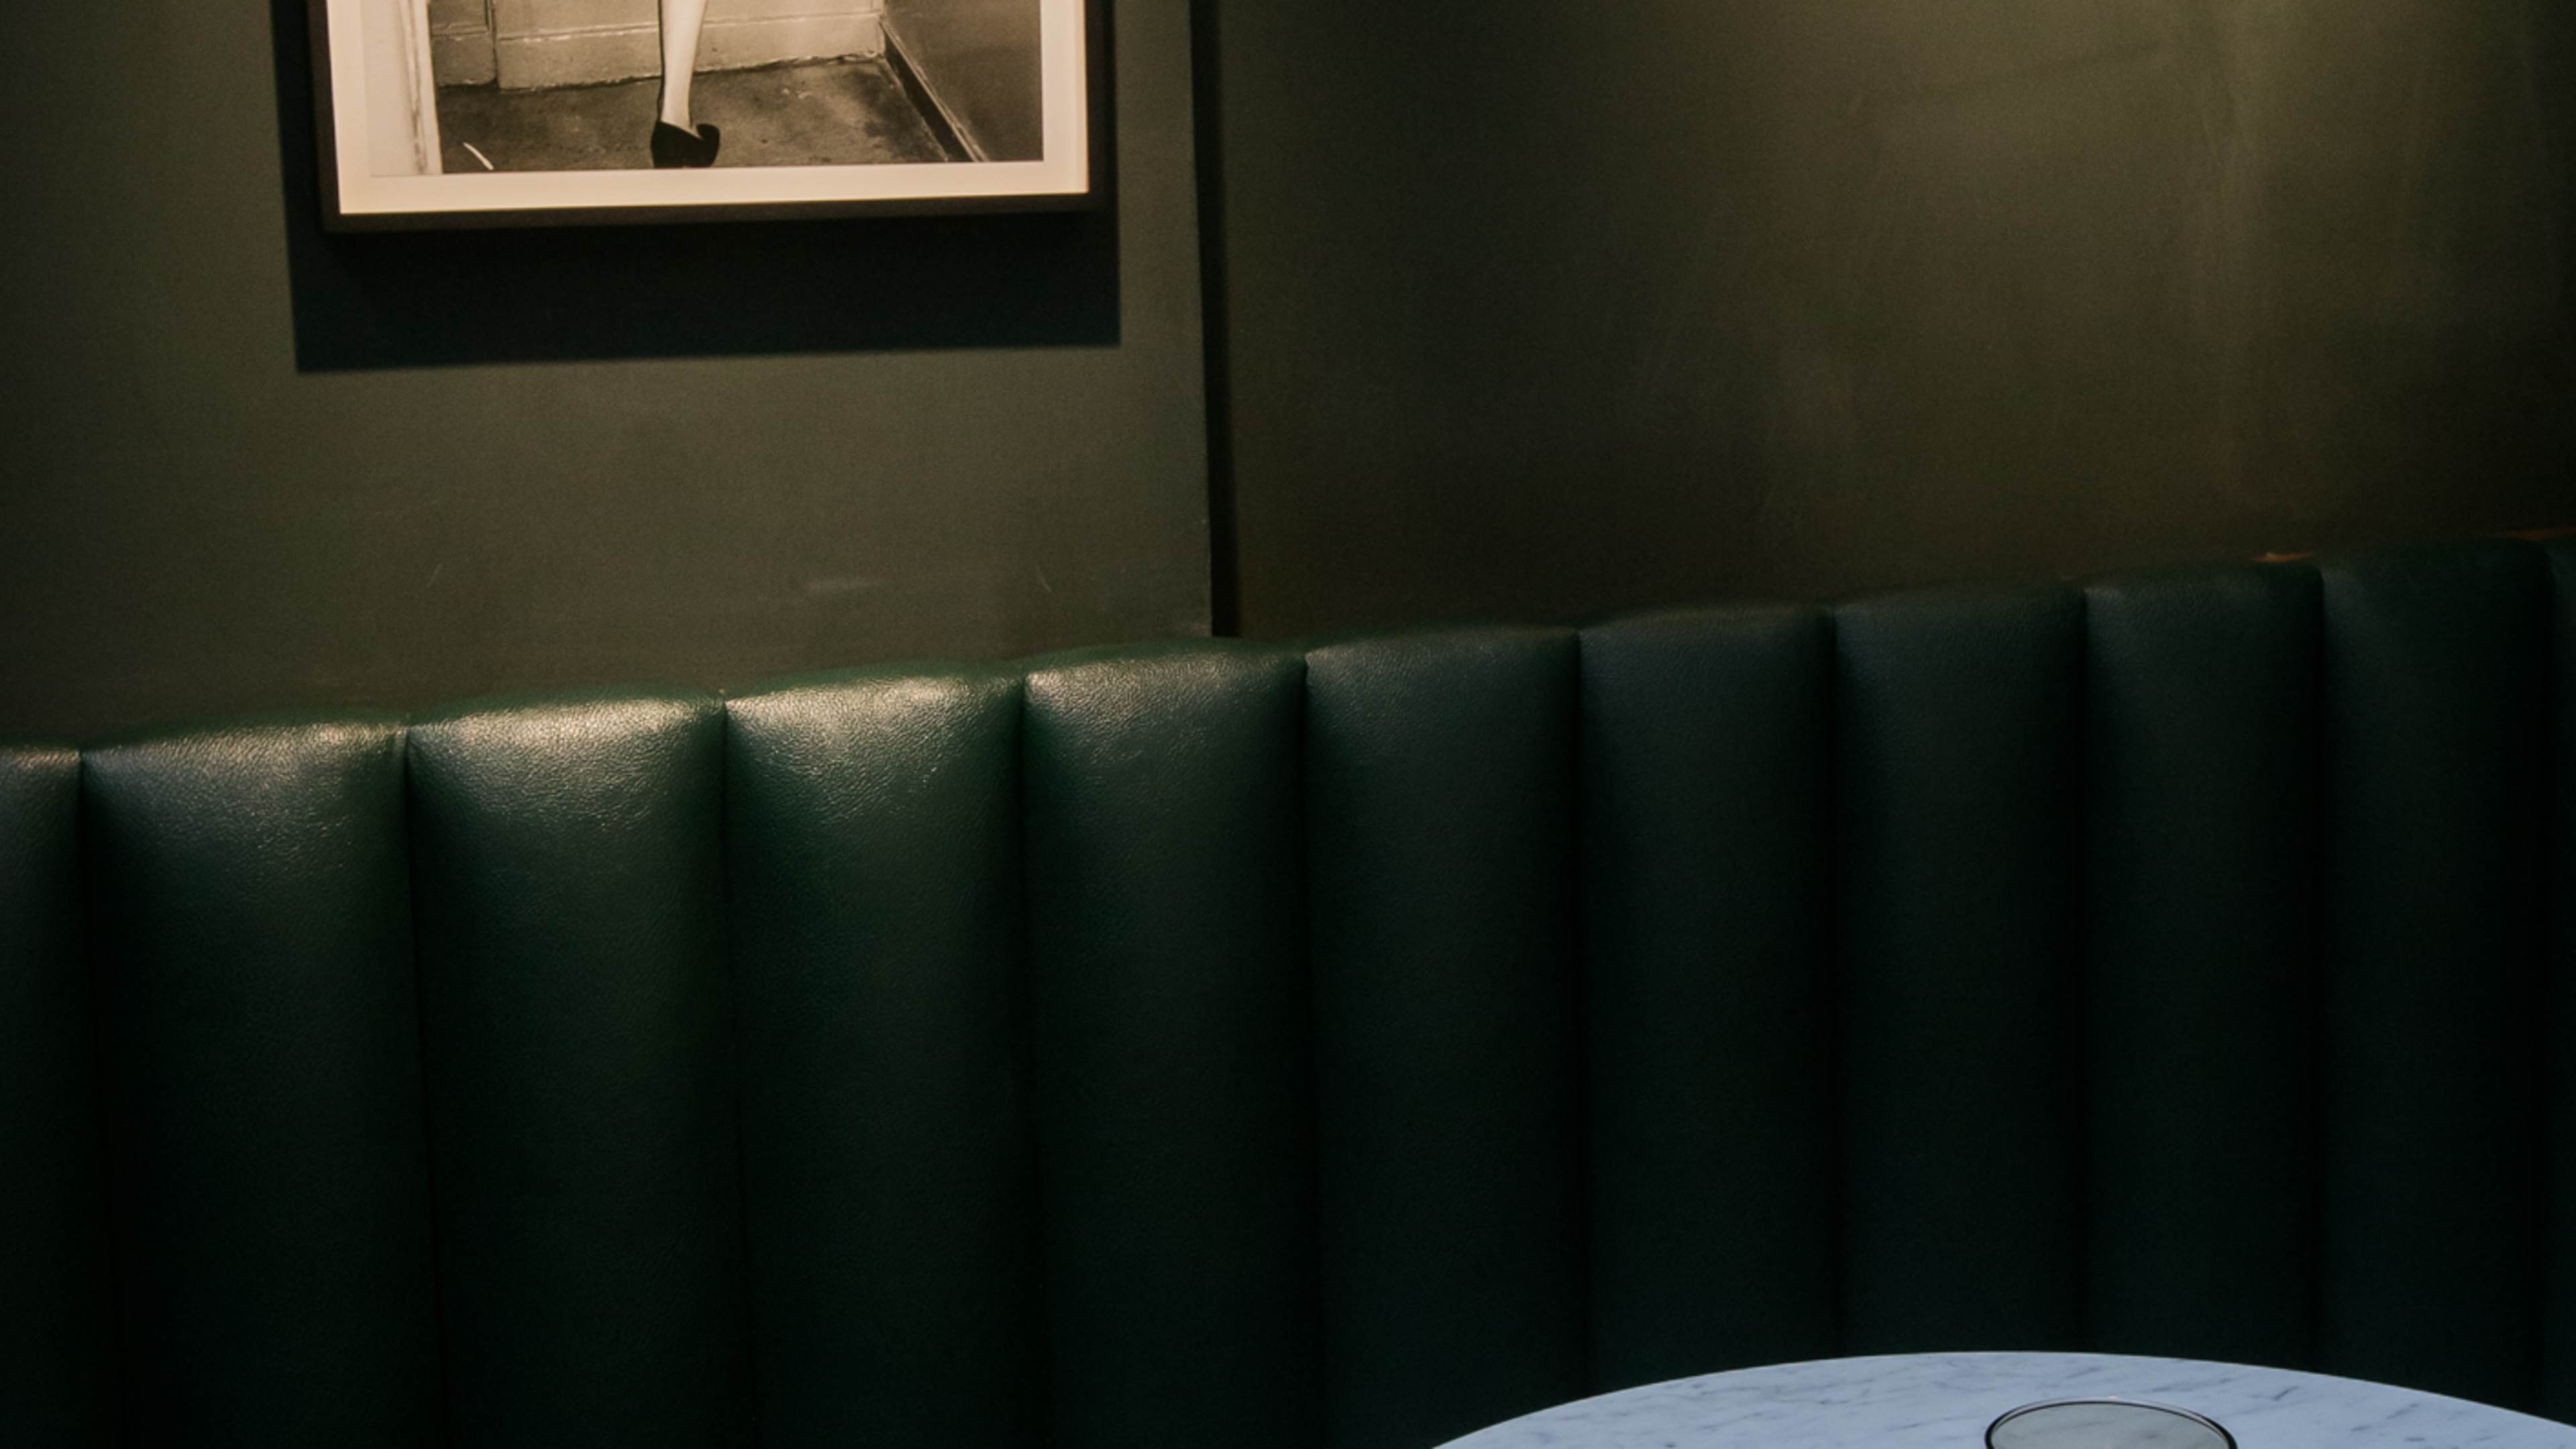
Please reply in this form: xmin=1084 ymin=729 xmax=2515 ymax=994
xmin=1987 ymin=1398 xmax=2234 ymax=1449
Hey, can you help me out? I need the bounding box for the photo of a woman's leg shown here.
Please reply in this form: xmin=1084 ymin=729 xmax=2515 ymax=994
xmin=649 ymin=0 xmax=722 ymax=168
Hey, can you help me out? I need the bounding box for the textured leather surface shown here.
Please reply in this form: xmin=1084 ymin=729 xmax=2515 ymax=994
xmin=2316 ymin=542 xmax=2549 ymax=1409
xmin=1578 ymin=606 xmax=1835 ymax=1387
xmin=2082 ymin=565 xmax=2321 ymax=1368
xmin=727 ymin=668 xmax=1042 ymax=1448
xmin=6 ymin=537 xmax=2576 ymax=1443
xmin=1022 ymin=643 xmax=1320 ymax=1449
xmin=409 ymin=693 xmax=749 ymax=1447
xmin=0 ymin=746 xmax=112 ymax=1445
xmin=1835 ymin=586 xmax=2085 ymax=1354
xmin=83 ymin=720 xmax=442 ymax=1446
xmin=1307 ymin=629 xmax=1587 ymax=1449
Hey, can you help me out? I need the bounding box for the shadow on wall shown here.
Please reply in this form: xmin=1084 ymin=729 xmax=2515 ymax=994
xmin=269 ymin=0 xmax=1114 ymax=370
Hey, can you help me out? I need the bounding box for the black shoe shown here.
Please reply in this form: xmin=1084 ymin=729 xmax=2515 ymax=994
xmin=651 ymin=120 xmax=722 ymax=169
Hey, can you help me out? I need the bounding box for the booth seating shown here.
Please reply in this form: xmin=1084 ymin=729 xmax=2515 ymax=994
xmin=2 ymin=537 xmax=2572 ymax=1448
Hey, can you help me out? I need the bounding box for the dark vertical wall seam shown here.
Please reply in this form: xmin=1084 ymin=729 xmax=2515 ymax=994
xmin=1189 ymin=0 xmax=1241 ymax=637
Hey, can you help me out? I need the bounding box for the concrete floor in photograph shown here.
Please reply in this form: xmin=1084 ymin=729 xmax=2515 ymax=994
xmin=435 ymin=58 xmax=952 ymax=173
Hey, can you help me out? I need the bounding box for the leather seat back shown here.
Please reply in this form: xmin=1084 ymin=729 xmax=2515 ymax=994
xmin=1 ymin=537 xmax=2569 ymax=1447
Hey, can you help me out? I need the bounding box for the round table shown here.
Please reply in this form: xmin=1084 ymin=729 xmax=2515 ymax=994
xmin=1438 ymin=1352 xmax=2576 ymax=1448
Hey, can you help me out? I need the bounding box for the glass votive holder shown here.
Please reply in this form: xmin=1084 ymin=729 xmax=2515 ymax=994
xmin=1986 ymin=1398 xmax=2236 ymax=1449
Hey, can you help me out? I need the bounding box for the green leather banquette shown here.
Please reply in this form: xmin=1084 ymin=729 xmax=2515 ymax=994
xmin=1 ymin=537 xmax=2571 ymax=1447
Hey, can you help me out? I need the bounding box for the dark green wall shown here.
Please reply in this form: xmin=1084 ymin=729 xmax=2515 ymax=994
xmin=8 ymin=0 xmax=2573 ymax=739
xmin=1208 ymin=0 xmax=2576 ymax=637
xmin=0 ymin=0 xmax=1208 ymax=742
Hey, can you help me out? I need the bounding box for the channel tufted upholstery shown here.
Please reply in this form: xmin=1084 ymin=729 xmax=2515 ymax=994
xmin=3 ymin=537 xmax=2573 ymax=1447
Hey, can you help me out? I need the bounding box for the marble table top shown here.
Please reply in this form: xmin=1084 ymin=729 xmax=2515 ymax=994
xmin=1438 ymin=1352 xmax=2576 ymax=1449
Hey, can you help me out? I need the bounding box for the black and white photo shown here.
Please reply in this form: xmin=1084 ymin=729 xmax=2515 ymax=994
xmin=312 ymin=0 xmax=1089 ymax=225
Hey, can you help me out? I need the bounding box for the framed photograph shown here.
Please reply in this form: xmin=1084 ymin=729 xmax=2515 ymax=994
xmin=309 ymin=0 xmax=1093 ymax=227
